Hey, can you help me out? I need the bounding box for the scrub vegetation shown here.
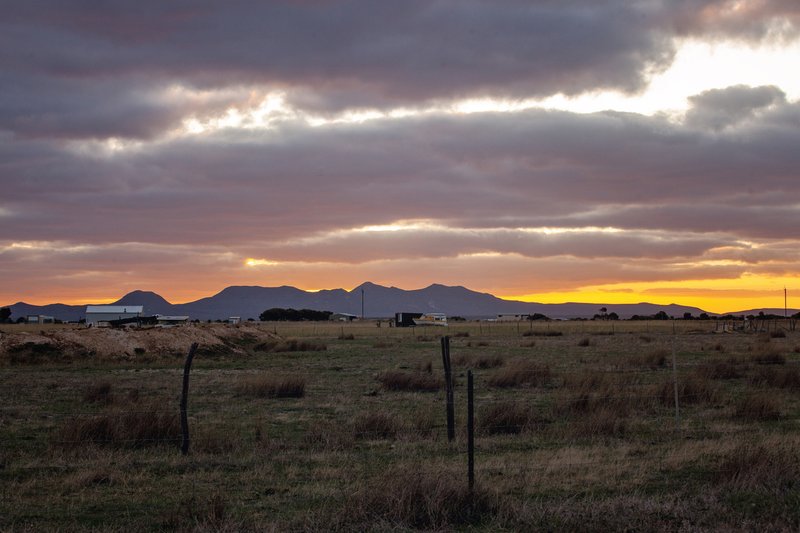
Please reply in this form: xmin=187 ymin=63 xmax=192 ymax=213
xmin=1 ymin=320 xmax=799 ymax=530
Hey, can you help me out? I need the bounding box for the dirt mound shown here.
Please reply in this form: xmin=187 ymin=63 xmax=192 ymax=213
xmin=0 ymin=323 xmax=280 ymax=364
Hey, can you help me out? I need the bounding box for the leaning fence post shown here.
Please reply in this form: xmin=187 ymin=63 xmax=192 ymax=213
xmin=180 ymin=342 xmax=198 ymax=455
xmin=467 ymin=369 xmax=475 ymax=491
xmin=441 ymin=336 xmax=455 ymax=442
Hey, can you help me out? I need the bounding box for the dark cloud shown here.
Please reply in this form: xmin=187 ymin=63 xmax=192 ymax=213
xmin=686 ymin=84 xmax=786 ymax=129
xmin=1 ymin=1 xmax=797 ymax=139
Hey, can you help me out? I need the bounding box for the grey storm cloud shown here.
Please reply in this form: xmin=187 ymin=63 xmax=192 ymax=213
xmin=2 ymin=94 xmax=799 ymax=257
xmin=685 ymin=84 xmax=786 ymax=129
xmin=1 ymin=0 xmax=798 ymax=139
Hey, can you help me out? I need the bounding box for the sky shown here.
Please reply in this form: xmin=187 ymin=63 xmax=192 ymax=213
xmin=1 ymin=1 xmax=799 ymax=314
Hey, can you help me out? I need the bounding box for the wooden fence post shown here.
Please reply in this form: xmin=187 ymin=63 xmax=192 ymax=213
xmin=441 ymin=336 xmax=455 ymax=442
xmin=180 ymin=342 xmax=198 ymax=455
xmin=467 ymin=370 xmax=474 ymax=491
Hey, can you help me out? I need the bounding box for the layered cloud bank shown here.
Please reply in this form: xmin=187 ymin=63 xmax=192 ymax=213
xmin=1 ymin=1 xmax=799 ymax=311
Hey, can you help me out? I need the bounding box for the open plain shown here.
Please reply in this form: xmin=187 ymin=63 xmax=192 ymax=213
xmin=1 ymin=320 xmax=799 ymax=531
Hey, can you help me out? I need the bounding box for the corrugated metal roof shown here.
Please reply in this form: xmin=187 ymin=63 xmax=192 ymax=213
xmin=85 ymin=305 xmax=144 ymax=313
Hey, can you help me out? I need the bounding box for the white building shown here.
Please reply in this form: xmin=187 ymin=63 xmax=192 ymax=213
xmin=156 ymin=315 xmax=190 ymax=327
xmin=85 ymin=305 xmax=144 ymax=326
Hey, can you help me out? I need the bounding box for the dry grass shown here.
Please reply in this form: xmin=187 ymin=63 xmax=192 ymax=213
xmin=577 ymin=337 xmax=591 ymax=347
xmin=351 ymin=411 xmax=402 ymax=440
xmin=627 ymin=349 xmax=668 ymax=369
xmin=479 ymin=400 xmax=542 ymax=435
xmin=568 ymin=408 xmax=628 ymax=438
xmin=487 ymin=359 xmax=550 ymax=388
xmin=235 ymin=375 xmax=306 ymax=398
xmin=657 ymin=375 xmax=718 ymax=406
xmin=748 ymin=365 xmax=800 ymax=389
xmin=53 ymin=404 xmax=180 ymax=449
xmin=377 ymin=370 xmax=441 ymax=392
xmin=733 ymin=393 xmax=782 ymax=421
xmin=452 ymin=353 xmax=505 ymax=369
xmin=715 ymin=441 xmax=800 ymax=490
xmin=336 ymin=469 xmax=500 ymax=529
xmin=254 ymin=339 xmax=326 ymax=352
xmin=695 ymin=358 xmax=744 ymax=380
xmin=82 ymin=381 xmax=114 ymax=404
xmin=751 ymin=350 xmax=786 ymax=365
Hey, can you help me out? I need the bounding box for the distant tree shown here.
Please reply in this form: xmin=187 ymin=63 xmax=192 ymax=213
xmin=529 ymin=313 xmax=550 ymax=321
xmin=15 ymin=316 xmax=25 ymax=324
xmin=699 ymin=313 xmax=709 ymax=320
xmin=0 ymin=307 xmax=11 ymax=323
xmin=259 ymin=308 xmax=333 ymax=321
xmin=653 ymin=311 xmax=670 ymax=320
xmin=683 ymin=312 xmax=694 ymax=320
xmin=607 ymin=312 xmax=619 ymax=321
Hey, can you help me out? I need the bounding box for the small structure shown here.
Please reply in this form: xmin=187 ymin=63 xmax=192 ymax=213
xmin=228 ymin=316 xmax=241 ymax=325
xmin=395 ymin=312 xmax=423 ymax=327
xmin=26 ymin=315 xmax=55 ymax=324
xmin=85 ymin=305 xmax=144 ymax=327
xmin=331 ymin=312 xmax=358 ymax=322
xmin=156 ymin=315 xmax=190 ymax=327
xmin=413 ymin=313 xmax=448 ymax=326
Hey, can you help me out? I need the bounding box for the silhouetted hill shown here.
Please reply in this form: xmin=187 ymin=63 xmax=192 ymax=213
xmin=4 ymin=282 xmax=723 ymax=321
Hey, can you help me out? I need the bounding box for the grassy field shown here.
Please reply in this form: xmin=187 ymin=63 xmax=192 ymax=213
xmin=1 ymin=320 xmax=799 ymax=531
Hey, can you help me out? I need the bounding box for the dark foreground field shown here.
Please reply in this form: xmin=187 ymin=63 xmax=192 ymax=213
xmin=1 ymin=320 xmax=799 ymax=531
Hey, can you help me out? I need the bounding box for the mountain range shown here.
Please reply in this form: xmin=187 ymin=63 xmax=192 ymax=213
xmin=4 ymin=282 xmax=796 ymax=322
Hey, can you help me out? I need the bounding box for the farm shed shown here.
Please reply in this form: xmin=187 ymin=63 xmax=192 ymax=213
xmin=394 ymin=312 xmax=423 ymax=327
xmin=156 ymin=315 xmax=190 ymax=327
xmin=331 ymin=312 xmax=358 ymax=322
xmin=85 ymin=305 xmax=144 ymax=327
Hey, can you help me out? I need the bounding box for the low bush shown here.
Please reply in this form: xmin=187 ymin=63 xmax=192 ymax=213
xmin=695 ymin=358 xmax=743 ymax=380
xmin=479 ymin=400 xmax=542 ymax=435
xmin=83 ymin=381 xmax=114 ymax=404
xmin=577 ymin=338 xmax=591 ymax=347
xmin=748 ymin=366 xmax=800 ymax=389
xmin=487 ymin=360 xmax=550 ymax=388
xmin=377 ymin=370 xmax=441 ymax=392
xmin=733 ymin=393 xmax=782 ymax=421
xmin=235 ymin=375 xmax=306 ymax=398
xmin=752 ymin=351 xmax=786 ymax=365
xmin=452 ymin=354 xmax=505 ymax=369
xmin=351 ymin=411 xmax=401 ymax=440
xmin=53 ymin=404 xmax=180 ymax=448
xmin=339 ymin=469 xmax=500 ymax=529
xmin=254 ymin=339 xmax=326 ymax=352
xmin=628 ymin=349 xmax=668 ymax=369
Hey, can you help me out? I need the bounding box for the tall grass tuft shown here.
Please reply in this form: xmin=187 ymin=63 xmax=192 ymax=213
xmin=235 ymin=375 xmax=306 ymax=398
xmin=377 ymin=370 xmax=442 ymax=392
xmin=254 ymin=339 xmax=326 ymax=352
xmin=733 ymin=393 xmax=782 ymax=421
xmin=341 ymin=469 xmax=500 ymax=529
xmin=487 ymin=360 xmax=550 ymax=388
xmin=83 ymin=381 xmax=114 ymax=404
xmin=352 ymin=411 xmax=401 ymax=440
xmin=479 ymin=400 xmax=543 ymax=435
xmin=54 ymin=404 xmax=180 ymax=448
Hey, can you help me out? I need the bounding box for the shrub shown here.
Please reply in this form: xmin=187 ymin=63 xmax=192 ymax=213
xmin=377 ymin=370 xmax=441 ymax=392
xmin=54 ymin=404 xmax=180 ymax=448
xmin=235 ymin=375 xmax=306 ymax=398
xmin=715 ymin=442 xmax=799 ymax=490
xmin=340 ymin=469 xmax=500 ymax=529
xmin=695 ymin=358 xmax=743 ymax=380
xmin=748 ymin=366 xmax=800 ymax=389
xmin=577 ymin=338 xmax=591 ymax=347
xmin=752 ymin=351 xmax=786 ymax=365
xmin=452 ymin=354 xmax=505 ymax=369
xmin=628 ymin=349 xmax=668 ymax=369
xmin=658 ymin=375 xmax=718 ymax=406
xmin=487 ymin=360 xmax=550 ymax=388
xmin=254 ymin=339 xmax=326 ymax=352
xmin=351 ymin=411 xmax=401 ymax=440
xmin=734 ymin=393 xmax=781 ymax=421
xmin=83 ymin=381 xmax=114 ymax=404
xmin=479 ymin=400 xmax=542 ymax=435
